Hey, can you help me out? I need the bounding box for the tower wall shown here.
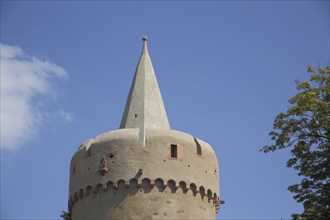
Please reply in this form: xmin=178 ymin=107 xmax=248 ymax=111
xmin=69 ymin=129 xmax=220 ymax=219
xmin=72 ymin=179 xmax=215 ymax=219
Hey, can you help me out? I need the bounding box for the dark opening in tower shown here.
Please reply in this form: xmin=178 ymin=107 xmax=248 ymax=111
xmin=171 ymin=144 xmax=177 ymax=158
xmin=194 ymin=138 xmax=202 ymax=155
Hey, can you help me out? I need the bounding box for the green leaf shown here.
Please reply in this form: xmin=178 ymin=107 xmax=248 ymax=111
xmin=261 ymin=65 xmax=330 ymax=219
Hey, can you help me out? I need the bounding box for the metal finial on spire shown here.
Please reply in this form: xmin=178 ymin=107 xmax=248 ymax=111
xmin=142 ymin=36 xmax=148 ymax=53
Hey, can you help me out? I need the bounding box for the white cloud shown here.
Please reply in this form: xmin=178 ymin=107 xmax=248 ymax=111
xmin=58 ymin=109 xmax=75 ymax=123
xmin=0 ymin=43 xmax=71 ymax=151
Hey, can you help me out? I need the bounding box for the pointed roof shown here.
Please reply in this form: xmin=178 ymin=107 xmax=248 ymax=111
xmin=120 ymin=36 xmax=170 ymax=132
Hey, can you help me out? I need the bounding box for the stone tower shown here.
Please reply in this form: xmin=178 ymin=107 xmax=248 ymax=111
xmin=67 ymin=37 xmax=221 ymax=219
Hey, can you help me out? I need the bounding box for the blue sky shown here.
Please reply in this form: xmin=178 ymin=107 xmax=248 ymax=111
xmin=1 ymin=1 xmax=329 ymax=219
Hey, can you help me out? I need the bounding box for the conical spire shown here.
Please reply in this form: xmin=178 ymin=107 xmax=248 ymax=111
xmin=120 ymin=36 xmax=170 ymax=145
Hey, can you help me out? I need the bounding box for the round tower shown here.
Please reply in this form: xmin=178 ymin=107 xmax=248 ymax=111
xmin=68 ymin=37 xmax=221 ymax=219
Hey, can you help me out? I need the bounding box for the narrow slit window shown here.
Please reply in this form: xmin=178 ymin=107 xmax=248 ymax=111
xmin=171 ymin=144 xmax=178 ymax=158
xmin=194 ymin=138 xmax=202 ymax=155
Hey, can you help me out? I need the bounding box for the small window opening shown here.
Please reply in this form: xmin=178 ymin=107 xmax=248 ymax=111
xmin=171 ymin=144 xmax=178 ymax=158
xmin=194 ymin=138 xmax=202 ymax=155
xmin=134 ymin=114 xmax=138 ymax=118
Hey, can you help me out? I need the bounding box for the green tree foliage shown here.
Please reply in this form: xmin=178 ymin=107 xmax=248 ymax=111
xmin=61 ymin=211 xmax=72 ymax=220
xmin=260 ymin=66 xmax=330 ymax=219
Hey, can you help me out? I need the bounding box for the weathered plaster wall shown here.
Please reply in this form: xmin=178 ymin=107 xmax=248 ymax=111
xmin=69 ymin=128 xmax=220 ymax=219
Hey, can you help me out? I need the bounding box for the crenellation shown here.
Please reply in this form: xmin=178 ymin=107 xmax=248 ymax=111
xmin=69 ymin=178 xmax=217 ymax=214
xmin=85 ymin=185 xmax=93 ymax=196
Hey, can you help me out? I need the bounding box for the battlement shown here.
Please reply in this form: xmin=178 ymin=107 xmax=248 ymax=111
xmin=69 ymin=177 xmax=220 ymax=214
